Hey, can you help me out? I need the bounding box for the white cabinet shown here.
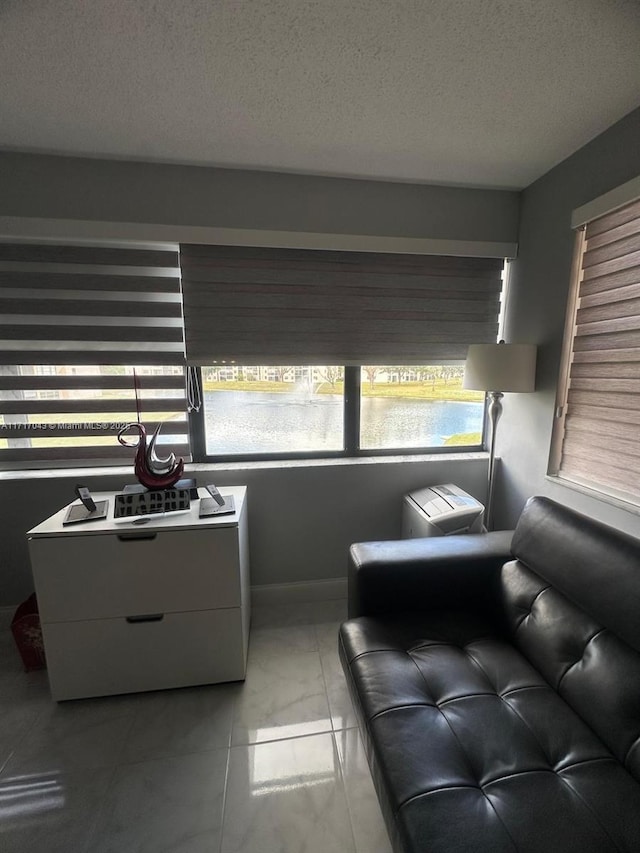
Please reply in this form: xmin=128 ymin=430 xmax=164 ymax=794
xmin=27 ymin=486 xmax=250 ymax=701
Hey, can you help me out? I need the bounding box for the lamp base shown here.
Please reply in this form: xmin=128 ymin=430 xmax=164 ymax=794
xmin=485 ymin=391 xmax=504 ymax=531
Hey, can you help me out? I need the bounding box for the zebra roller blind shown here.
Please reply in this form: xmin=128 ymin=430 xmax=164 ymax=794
xmin=554 ymin=195 xmax=640 ymax=503
xmin=180 ymin=245 xmax=504 ymax=365
xmin=0 ymin=243 xmax=188 ymax=465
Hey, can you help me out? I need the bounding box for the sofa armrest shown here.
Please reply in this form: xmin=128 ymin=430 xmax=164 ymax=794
xmin=348 ymin=530 xmax=513 ymax=618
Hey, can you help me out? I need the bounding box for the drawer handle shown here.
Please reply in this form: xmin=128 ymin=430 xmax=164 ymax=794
xmin=126 ymin=613 xmax=165 ymax=623
xmin=117 ymin=532 xmax=158 ymax=541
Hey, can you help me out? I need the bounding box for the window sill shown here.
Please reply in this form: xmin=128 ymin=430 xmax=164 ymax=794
xmin=0 ymin=452 xmax=489 ymax=482
xmin=544 ymin=474 xmax=640 ymax=517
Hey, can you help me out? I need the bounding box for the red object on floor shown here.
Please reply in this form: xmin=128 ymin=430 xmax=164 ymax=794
xmin=11 ymin=593 xmax=46 ymax=671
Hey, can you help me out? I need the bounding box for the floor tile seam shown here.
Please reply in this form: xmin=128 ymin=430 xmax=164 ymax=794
xmin=313 ymin=619 xmax=331 ymax=655
xmin=0 ymin=699 xmax=42 ymax=778
xmin=312 ymin=604 xmax=348 ymax=627
xmin=80 ymin=762 xmax=121 ymax=853
xmin=217 ymin=741 xmax=233 ymax=853
xmin=230 ymin=725 xmax=336 ymax=750
xmin=0 ymin=746 xmax=12 ymax=778
xmin=13 ymin=683 xmax=54 ymax=746
xmin=318 ymin=640 xmax=341 ymax=728
xmin=114 ymin=743 xmax=232 ymax=769
xmin=248 ymin=643 xmax=325 ymax=664
xmin=330 ymin=729 xmax=362 ymax=853
xmin=110 ymin=700 xmax=143 ymax=769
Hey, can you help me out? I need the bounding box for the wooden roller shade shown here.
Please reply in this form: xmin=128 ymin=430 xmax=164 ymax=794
xmin=0 ymin=243 xmax=188 ymax=465
xmin=559 ymin=196 xmax=640 ymax=502
xmin=180 ymin=245 xmax=504 ymax=365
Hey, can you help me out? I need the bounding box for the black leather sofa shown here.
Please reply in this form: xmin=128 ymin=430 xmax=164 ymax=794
xmin=339 ymin=496 xmax=640 ymax=853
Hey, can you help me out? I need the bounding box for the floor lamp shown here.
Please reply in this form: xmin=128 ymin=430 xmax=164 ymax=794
xmin=463 ymin=341 xmax=537 ymax=530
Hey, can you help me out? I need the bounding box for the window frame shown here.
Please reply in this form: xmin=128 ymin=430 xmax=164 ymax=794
xmin=189 ymin=364 xmax=486 ymax=463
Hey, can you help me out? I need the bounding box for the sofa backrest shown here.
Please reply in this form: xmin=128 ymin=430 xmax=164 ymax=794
xmin=501 ymin=495 xmax=640 ymax=781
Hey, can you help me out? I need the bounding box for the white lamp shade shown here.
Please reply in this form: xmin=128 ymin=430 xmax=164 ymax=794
xmin=463 ymin=343 xmax=537 ymax=392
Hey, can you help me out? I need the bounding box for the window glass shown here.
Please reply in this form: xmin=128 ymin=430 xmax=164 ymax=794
xmin=359 ymin=365 xmax=485 ymax=450
xmin=201 ymin=365 xmax=344 ymax=456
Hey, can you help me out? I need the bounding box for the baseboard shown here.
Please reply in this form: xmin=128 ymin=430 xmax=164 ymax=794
xmin=251 ymin=577 xmax=347 ymax=608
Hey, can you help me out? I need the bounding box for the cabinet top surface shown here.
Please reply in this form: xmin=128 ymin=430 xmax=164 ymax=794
xmin=27 ymin=485 xmax=247 ymax=539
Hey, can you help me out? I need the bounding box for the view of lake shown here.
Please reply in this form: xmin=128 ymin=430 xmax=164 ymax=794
xmin=203 ymin=390 xmax=484 ymax=454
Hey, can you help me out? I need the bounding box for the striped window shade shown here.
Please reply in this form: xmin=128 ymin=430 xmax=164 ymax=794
xmin=0 ymin=243 xmax=188 ymax=465
xmin=553 ymin=195 xmax=640 ymax=503
xmin=180 ymin=245 xmax=504 ymax=365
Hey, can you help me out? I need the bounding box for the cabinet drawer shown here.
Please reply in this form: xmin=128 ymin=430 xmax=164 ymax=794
xmin=42 ymin=608 xmax=247 ymax=701
xmin=29 ymin=527 xmax=241 ymax=621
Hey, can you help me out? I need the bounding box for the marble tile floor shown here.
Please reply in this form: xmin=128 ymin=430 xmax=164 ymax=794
xmin=0 ymin=600 xmax=393 ymax=853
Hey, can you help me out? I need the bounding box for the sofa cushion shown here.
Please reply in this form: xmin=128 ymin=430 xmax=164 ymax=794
xmin=511 ymin=496 xmax=640 ymax=653
xmin=507 ymin=497 xmax=640 ymax=781
xmin=340 ymin=611 xmax=640 ymax=853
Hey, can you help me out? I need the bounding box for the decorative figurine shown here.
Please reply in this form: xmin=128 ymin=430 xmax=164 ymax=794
xmin=117 ymin=422 xmax=184 ymax=489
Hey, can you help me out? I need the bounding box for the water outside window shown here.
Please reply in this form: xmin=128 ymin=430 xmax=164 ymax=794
xmin=202 ymin=365 xmax=485 ymax=456
xmin=359 ymin=365 xmax=484 ymax=450
xmin=202 ymin=366 xmax=344 ymax=455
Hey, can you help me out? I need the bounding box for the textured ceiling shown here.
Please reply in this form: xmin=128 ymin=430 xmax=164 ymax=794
xmin=1 ymin=0 xmax=639 ymax=189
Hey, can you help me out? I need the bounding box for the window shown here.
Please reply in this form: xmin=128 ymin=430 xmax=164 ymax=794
xmin=0 ymin=240 xmax=503 ymax=467
xmin=359 ymin=364 xmax=484 ymax=451
xmin=181 ymin=243 xmax=504 ymax=460
xmin=194 ymin=362 xmax=484 ymax=460
xmin=549 ymin=188 xmax=640 ymax=507
xmin=200 ymin=365 xmax=344 ymax=456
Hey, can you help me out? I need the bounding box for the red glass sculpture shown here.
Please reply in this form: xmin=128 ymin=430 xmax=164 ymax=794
xmin=117 ymin=423 xmax=184 ymax=489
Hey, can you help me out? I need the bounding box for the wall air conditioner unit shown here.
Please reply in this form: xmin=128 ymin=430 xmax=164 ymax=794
xmin=401 ymin=483 xmax=484 ymax=538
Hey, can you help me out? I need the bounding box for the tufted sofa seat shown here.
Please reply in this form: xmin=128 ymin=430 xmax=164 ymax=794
xmin=339 ymin=496 xmax=640 ymax=853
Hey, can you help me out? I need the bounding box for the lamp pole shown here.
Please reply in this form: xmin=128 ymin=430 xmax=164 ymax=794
xmin=485 ymin=390 xmax=504 ymax=531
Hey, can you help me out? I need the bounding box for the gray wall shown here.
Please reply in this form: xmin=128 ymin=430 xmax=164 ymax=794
xmin=1 ymin=457 xmax=488 ymax=606
xmin=0 ymin=151 xmax=519 ymax=242
xmin=0 ymin=153 xmax=518 ymax=606
xmin=496 ymin=106 xmax=640 ymax=536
